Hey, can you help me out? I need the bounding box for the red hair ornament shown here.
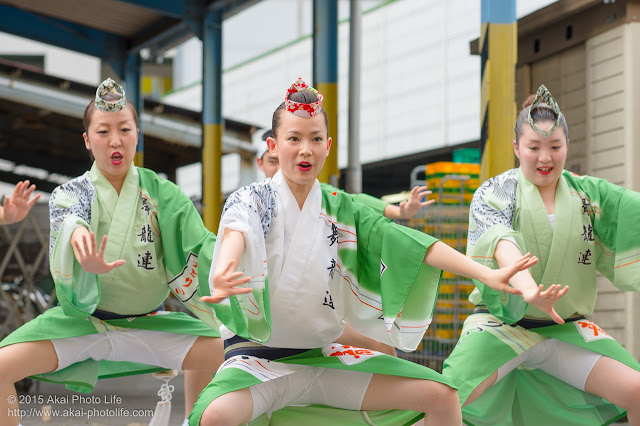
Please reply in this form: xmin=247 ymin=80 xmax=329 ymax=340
xmin=284 ymin=78 xmax=323 ymax=118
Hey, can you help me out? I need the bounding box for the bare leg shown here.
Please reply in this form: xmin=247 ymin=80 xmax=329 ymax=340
xmin=336 ymin=324 xmax=397 ymax=356
xmin=181 ymin=337 xmax=225 ymax=423
xmin=463 ymin=370 xmax=497 ymax=407
xmin=361 ymin=374 xmax=462 ymax=426
xmin=584 ymin=356 xmax=640 ymax=425
xmin=199 ymin=388 xmax=253 ymax=426
xmin=181 ymin=336 xmax=224 ymax=371
xmin=184 ymin=370 xmax=214 ymax=418
xmin=0 ymin=341 xmax=59 ymax=426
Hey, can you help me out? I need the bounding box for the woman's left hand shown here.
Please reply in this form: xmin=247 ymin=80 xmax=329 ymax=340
xmin=399 ymin=186 xmax=435 ymax=219
xmin=481 ymin=253 xmax=538 ymax=295
xmin=201 ymin=260 xmax=252 ymax=304
xmin=72 ymin=231 xmax=126 ymax=274
xmin=1 ymin=180 xmax=41 ymax=225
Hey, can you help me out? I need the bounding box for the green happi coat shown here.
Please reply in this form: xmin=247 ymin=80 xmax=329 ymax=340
xmin=0 ymin=163 xmax=220 ymax=393
xmin=443 ymin=168 xmax=640 ymax=425
xmin=190 ymin=171 xmax=450 ymax=425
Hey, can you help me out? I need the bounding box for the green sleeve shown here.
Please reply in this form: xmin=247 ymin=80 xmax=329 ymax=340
xmin=324 ymin=191 xmax=442 ymax=350
xmin=49 ymin=176 xmax=100 ymax=319
xmin=139 ymin=169 xmax=220 ymax=330
xmin=564 ymin=171 xmax=640 ymax=291
xmin=320 ymin=182 xmax=389 ymax=216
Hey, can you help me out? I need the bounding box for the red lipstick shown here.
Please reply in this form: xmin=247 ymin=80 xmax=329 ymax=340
xmin=111 ymin=151 xmax=123 ymax=166
xmin=298 ymin=162 xmax=311 ymax=171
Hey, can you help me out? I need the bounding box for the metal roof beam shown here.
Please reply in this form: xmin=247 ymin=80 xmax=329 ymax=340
xmin=113 ymin=0 xmax=193 ymax=17
xmin=208 ymin=0 xmax=262 ymax=19
xmin=115 ymin=0 xmax=204 ymax=38
xmin=0 ymin=4 xmax=126 ymax=74
xmin=123 ymin=0 xmax=263 ymax=52
xmin=129 ymin=21 xmax=194 ymax=55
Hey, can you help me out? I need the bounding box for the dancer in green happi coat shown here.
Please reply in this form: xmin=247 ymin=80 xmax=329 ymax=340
xmin=443 ymin=85 xmax=640 ymax=426
xmin=0 ymin=79 xmax=224 ymax=426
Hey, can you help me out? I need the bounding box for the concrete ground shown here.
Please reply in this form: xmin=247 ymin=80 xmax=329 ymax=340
xmin=17 ymin=373 xmax=188 ymax=426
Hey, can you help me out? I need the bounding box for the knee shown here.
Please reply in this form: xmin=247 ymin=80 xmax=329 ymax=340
xmin=0 ymin=368 xmax=28 ymax=386
xmin=618 ymin=378 xmax=640 ymax=410
xmin=420 ymin=382 xmax=460 ymax=415
xmin=436 ymin=383 xmax=460 ymax=409
xmin=199 ymin=402 xmax=237 ymax=426
xmin=0 ymin=353 xmax=26 ymax=384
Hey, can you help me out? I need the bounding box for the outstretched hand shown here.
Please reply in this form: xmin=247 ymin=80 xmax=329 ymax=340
xmin=399 ymin=186 xmax=435 ymax=219
xmin=1 ymin=180 xmax=41 ymax=225
xmin=72 ymin=230 xmax=125 ymax=274
xmin=522 ymin=284 xmax=570 ymax=324
xmin=481 ymin=253 xmax=538 ymax=296
xmin=201 ymin=260 xmax=252 ymax=304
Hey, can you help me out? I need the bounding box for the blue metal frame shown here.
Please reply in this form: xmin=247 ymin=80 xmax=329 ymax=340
xmin=0 ymin=4 xmax=126 ymax=76
xmin=481 ymin=0 xmax=516 ymax=24
xmin=208 ymin=0 xmax=261 ymax=18
xmin=114 ymin=0 xmax=198 ymax=18
xmin=0 ymin=1 xmax=260 ymax=64
xmin=202 ymin=9 xmax=223 ymax=127
xmin=115 ymin=0 xmax=204 ymax=38
xmin=312 ymin=0 xmax=338 ymax=84
xmin=130 ymin=21 xmax=193 ymax=55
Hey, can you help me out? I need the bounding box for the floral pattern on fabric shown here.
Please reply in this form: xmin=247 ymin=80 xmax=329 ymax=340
xmin=222 ymin=178 xmax=278 ymax=239
xmin=468 ymin=168 xmax=518 ymax=245
xmin=49 ymin=172 xmax=95 ymax=255
xmin=284 ymin=77 xmax=323 ymax=118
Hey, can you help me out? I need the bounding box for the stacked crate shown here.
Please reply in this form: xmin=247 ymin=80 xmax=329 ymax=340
xmin=423 ymin=162 xmax=479 ymax=205
xmin=398 ymin=161 xmax=480 ymax=371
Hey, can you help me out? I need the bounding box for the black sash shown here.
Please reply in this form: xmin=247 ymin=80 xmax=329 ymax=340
xmin=92 ymin=304 xmax=165 ymax=321
xmin=473 ymin=306 xmax=584 ymax=329
xmin=223 ymin=335 xmax=310 ymax=361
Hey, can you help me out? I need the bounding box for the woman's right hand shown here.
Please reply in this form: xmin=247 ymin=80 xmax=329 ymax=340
xmin=201 ymin=260 xmax=252 ymax=304
xmin=521 ymin=284 xmax=569 ymax=324
xmin=71 ymin=227 xmax=125 ymax=274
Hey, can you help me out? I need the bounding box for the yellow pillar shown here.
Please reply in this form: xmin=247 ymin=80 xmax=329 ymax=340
xmin=316 ymin=82 xmax=338 ymax=185
xmin=479 ymin=1 xmax=517 ymax=181
xmin=202 ymin=123 xmax=223 ymax=231
xmin=134 ymin=152 xmax=143 ymax=168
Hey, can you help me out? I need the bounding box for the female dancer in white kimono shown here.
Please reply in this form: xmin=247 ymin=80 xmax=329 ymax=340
xmin=190 ymin=78 xmax=537 ymax=426
xmin=443 ymin=85 xmax=640 ymax=425
xmin=182 ymin=127 xmax=433 ymax=425
xmin=181 ymin=126 xmax=432 ymax=425
xmin=0 ymin=79 xmax=224 ymax=426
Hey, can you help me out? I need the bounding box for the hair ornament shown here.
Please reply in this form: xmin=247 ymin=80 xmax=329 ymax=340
xmin=95 ymin=77 xmax=127 ymax=113
xmin=284 ymin=77 xmax=323 ymax=118
xmin=528 ymin=84 xmax=562 ymax=137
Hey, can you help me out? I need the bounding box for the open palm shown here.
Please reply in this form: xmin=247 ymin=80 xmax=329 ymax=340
xmin=72 ymin=230 xmax=125 ymax=274
xmin=2 ymin=180 xmax=41 ymax=225
xmin=201 ymin=260 xmax=252 ymax=304
xmin=482 ymin=254 xmax=538 ymax=295
xmin=522 ymin=284 xmax=570 ymax=324
xmin=399 ymin=185 xmax=435 ymax=219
